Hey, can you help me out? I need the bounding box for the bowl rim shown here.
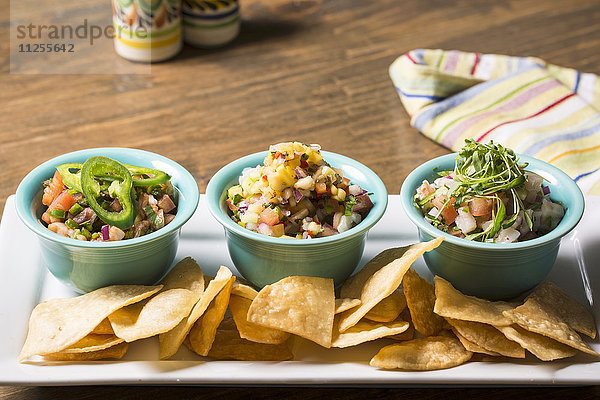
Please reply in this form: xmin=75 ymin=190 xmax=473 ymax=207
xmin=400 ymin=153 xmax=585 ymax=250
xmin=205 ymin=150 xmax=388 ymax=246
xmin=15 ymin=147 xmax=200 ymax=248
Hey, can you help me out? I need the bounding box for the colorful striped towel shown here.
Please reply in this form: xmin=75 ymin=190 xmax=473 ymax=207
xmin=389 ymin=49 xmax=600 ymax=195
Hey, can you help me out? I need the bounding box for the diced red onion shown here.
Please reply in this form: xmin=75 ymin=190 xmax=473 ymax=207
xmin=257 ymin=223 xmax=272 ymax=236
xmin=348 ymin=185 xmax=362 ymax=196
xmin=295 ymin=167 xmax=308 ymax=179
xmin=542 ymin=185 xmax=550 ymax=195
xmin=101 ymin=225 xmax=110 ymax=241
xmin=73 ymin=208 xmax=97 ymax=225
xmin=294 ymin=189 xmax=304 ymax=202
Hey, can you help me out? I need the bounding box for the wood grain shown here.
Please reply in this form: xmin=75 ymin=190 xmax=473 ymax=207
xmin=1 ymin=0 xmax=599 ymax=398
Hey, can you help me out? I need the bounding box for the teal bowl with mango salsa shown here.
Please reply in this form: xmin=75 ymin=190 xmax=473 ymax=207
xmin=400 ymin=153 xmax=585 ymax=300
xmin=15 ymin=148 xmax=199 ymax=293
xmin=206 ymin=150 xmax=388 ymax=288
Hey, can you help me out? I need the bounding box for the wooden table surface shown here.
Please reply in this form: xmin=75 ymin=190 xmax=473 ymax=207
xmin=1 ymin=0 xmax=599 ymax=398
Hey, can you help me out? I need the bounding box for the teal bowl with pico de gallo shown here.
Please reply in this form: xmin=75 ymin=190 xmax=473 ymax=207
xmin=206 ymin=142 xmax=388 ymax=288
xmin=400 ymin=142 xmax=585 ymax=300
xmin=15 ymin=148 xmax=199 ymax=293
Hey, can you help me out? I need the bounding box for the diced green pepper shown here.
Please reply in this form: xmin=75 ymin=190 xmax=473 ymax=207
xmin=48 ymin=209 xmax=66 ymax=219
xmin=69 ymin=203 xmax=84 ymax=216
xmin=80 ymin=228 xmax=92 ymax=240
xmin=65 ymin=219 xmax=79 ymax=230
xmin=81 ymin=156 xmax=136 ymax=230
xmin=344 ymin=195 xmax=357 ymax=216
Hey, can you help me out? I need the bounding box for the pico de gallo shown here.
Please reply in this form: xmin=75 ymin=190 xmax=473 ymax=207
xmin=226 ymin=142 xmax=374 ymax=238
xmin=414 ymin=140 xmax=564 ymax=243
xmin=41 ymin=156 xmax=177 ymax=241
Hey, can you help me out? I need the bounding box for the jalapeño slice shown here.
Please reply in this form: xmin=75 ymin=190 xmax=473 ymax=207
xmin=56 ymin=163 xmax=169 ymax=189
xmin=81 ymin=157 xmax=136 ymax=230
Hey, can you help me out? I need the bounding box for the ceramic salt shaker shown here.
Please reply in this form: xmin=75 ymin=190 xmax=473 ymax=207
xmin=182 ymin=0 xmax=240 ymax=48
xmin=113 ymin=0 xmax=183 ymax=62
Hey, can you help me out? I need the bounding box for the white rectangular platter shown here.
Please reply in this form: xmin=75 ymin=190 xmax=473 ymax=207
xmin=1 ymin=194 xmax=599 ymax=386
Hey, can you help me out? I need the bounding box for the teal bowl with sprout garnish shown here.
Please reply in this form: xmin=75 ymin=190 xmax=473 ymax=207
xmin=400 ymin=141 xmax=585 ymax=300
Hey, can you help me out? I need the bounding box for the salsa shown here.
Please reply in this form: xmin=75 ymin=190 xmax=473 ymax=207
xmin=414 ymin=140 xmax=565 ymax=243
xmin=41 ymin=156 xmax=176 ymax=241
xmin=226 ymin=142 xmax=374 ymax=238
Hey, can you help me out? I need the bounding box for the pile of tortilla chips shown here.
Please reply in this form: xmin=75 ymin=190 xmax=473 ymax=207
xmin=19 ymin=238 xmax=599 ymax=371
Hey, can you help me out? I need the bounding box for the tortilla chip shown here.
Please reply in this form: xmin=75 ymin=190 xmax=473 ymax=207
xmin=446 ymin=318 xmax=524 ymax=358
xmin=109 ymin=260 xmax=205 ymax=343
xmin=207 ymin=326 xmax=293 ymax=361
xmin=370 ymin=336 xmax=472 ymax=370
xmin=44 ymin=342 xmax=129 ymax=361
xmin=332 ymin=319 xmax=409 ymax=348
xmin=231 ymin=282 xmax=259 ymax=301
xmin=335 ymin=298 xmax=362 ymax=314
xmin=340 ymin=247 xmax=414 ymax=299
xmin=338 ymin=238 xmax=443 ymax=332
xmin=159 ymin=257 xmax=205 ymax=301
xmin=19 ymin=285 xmax=162 ymax=361
xmin=109 ymin=289 xmax=197 ymax=342
xmin=189 ymin=276 xmax=236 ymax=356
xmin=91 ymin=318 xmax=114 ymax=335
xmin=503 ymin=297 xmax=599 ymax=356
xmin=62 ymin=334 xmax=124 ymax=354
xmin=389 ymin=312 xmax=415 ymax=341
xmin=528 ymin=281 xmax=596 ymax=339
xmin=159 ymin=266 xmax=233 ymax=359
xmin=496 ymin=325 xmax=577 ymax=361
xmin=433 ymin=276 xmax=514 ymax=326
xmin=364 ymin=291 xmax=406 ymax=323
xmin=247 ymin=276 xmax=335 ymax=348
xmin=453 ymin=330 xmax=500 ymax=356
xmin=403 ymin=268 xmax=444 ymax=336
xmin=229 ymin=295 xmax=290 ymax=344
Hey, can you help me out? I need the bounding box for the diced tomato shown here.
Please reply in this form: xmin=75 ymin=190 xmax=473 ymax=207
xmin=42 ymin=171 xmax=65 ymax=206
xmin=315 ymin=181 xmax=327 ymax=195
xmin=49 ymin=191 xmax=77 ymax=212
xmin=432 ymin=195 xmax=458 ymax=224
xmin=41 ymin=212 xmax=60 ymax=224
xmin=259 ymin=207 xmax=280 ymax=226
xmin=469 ymin=197 xmax=493 ymax=217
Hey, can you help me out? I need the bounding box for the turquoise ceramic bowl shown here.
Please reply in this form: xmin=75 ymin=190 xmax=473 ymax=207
xmin=15 ymin=148 xmax=199 ymax=293
xmin=400 ymin=153 xmax=585 ymax=300
xmin=206 ymin=151 xmax=388 ymax=288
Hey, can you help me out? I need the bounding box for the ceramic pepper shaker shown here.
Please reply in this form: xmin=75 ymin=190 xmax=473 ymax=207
xmin=182 ymin=0 xmax=240 ymax=48
xmin=113 ymin=0 xmax=183 ymax=62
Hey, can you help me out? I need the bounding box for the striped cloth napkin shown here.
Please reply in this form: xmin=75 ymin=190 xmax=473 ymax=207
xmin=389 ymin=49 xmax=600 ymax=195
